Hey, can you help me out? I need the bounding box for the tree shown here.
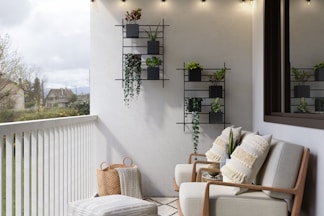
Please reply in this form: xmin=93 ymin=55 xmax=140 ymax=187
xmin=0 ymin=34 xmax=41 ymax=109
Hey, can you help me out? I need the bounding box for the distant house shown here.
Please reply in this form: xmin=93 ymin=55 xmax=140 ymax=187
xmin=45 ymin=88 xmax=74 ymax=108
xmin=0 ymin=79 xmax=25 ymax=110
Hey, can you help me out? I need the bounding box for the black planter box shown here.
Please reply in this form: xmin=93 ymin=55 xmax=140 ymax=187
xmin=294 ymin=85 xmax=310 ymax=98
xmin=126 ymin=24 xmax=139 ymax=38
xmin=147 ymin=67 xmax=160 ymax=80
xmin=147 ymin=41 xmax=160 ymax=54
xmin=315 ymin=98 xmax=324 ymax=112
xmin=315 ymin=68 xmax=324 ymax=81
xmin=209 ymin=86 xmax=223 ymax=98
xmin=209 ymin=112 xmax=223 ymax=124
xmin=188 ymin=69 xmax=201 ymax=82
xmin=188 ymin=99 xmax=202 ymax=112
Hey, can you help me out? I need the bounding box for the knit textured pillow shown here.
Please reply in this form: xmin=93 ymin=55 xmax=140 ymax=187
xmin=205 ymin=126 xmax=242 ymax=162
xmin=220 ymin=134 xmax=272 ymax=194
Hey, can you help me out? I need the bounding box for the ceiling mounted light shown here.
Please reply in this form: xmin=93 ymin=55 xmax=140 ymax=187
xmin=241 ymin=0 xmax=253 ymax=4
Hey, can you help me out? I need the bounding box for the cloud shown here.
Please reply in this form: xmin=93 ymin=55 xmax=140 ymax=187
xmin=44 ymin=68 xmax=89 ymax=89
xmin=0 ymin=0 xmax=32 ymax=26
xmin=0 ymin=0 xmax=90 ymax=92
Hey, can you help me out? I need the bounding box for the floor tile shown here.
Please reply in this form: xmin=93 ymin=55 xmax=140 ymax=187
xmin=145 ymin=197 xmax=179 ymax=216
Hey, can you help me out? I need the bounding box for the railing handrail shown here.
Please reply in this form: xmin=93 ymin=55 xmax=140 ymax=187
xmin=0 ymin=115 xmax=98 ymax=133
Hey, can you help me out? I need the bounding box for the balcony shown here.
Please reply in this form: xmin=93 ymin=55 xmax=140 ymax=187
xmin=0 ymin=115 xmax=98 ymax=216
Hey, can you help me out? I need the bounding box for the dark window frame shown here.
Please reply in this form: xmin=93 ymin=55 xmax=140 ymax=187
xmin=263 ymin=0 xmax=324 ymax=130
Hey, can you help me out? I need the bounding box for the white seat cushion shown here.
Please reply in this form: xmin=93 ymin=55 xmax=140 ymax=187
xmin=68 ymin=195 xmax=157 ymax=216
xmin=179 ymin=182 xmax=288 ymax=216
xmin=174 ymin=163 xmax=208 ymax=187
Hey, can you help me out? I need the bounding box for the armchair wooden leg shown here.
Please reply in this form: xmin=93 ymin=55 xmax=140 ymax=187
xmin=176 ymin=199 xmax=184 ymax=216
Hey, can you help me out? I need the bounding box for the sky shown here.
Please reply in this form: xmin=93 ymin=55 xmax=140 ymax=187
xmin=0 ymin=0 xmax=90 ymax=94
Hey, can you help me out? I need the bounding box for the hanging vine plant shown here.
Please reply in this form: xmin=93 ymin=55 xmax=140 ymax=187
xmin=185 ymin=97 xmax=202 ymax=153
xmin=124 ymin=53 xmax=142 ymax=106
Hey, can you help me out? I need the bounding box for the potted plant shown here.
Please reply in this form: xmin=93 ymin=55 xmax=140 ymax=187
xmin=185 ymin=97 xmax=202 ymax=153
xmin=295 ymin=97 xmax=309 ymax=113
xmin=186 ymin=97 xmax=202 ymax=112
xmin=146 ymin=56 xmax=162 ymax=80
xmin=227 ymin=128 xmax=239 ymax=159
xmin=123 ymin=54 xmax=142 ymax=106
xmin=185 ymin=61 xmax=203 ymax=82
xmin=124 ymin=8 xmax=142 ymax=38
xmin=209 ymin=97 xmax=223 ymax=124
xmin=291 ymin=67 xmax=311 ymax=98
xmin=209 ymin=67 xmax=226 ymax=98
xmin=314 ymin=61 xmax=324 ymax=81
xmin=145 ymin=23 xmax=160 ymax=54
xmin=315 ymin=97 xmax=324 ymax=112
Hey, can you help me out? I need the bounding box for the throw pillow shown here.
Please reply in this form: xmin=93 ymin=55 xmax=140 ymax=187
xmin=205 ymin=126 xmax=242 ymax=162
xmin=220 ymin=133 xmax=272 ymax=194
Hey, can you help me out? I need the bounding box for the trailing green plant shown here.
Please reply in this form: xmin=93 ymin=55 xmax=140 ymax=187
xmin=185 ymin=97 xmax=202 ymax=153
xmin=211 ymin=97 xmax=221 ymax=113
xmin=185 ymin=61 xmax=203 ymax=71
xmin=297 ymin=97 xmax=308 ymax=113
xmin=314 ymin=61 xmax=324 ymax=70
xmin=291 ymin=67 xmax=310 ymax=85
xmin=209 ymin=67 xmax=227 ymax=85
xmin=145 ymin=23 xmax=160 ymax=41
xmin=227 ymin=128 xmax=239 ymax=158
xmin=315 ymin=98 xmax=324 ymax=112
xmin=124 ymin=54 xmax=142 ymax=106
xmin=125 ymin=8 xmax=142 ymax=24
xmin=146 ymin=56 xmax=162 ymax=67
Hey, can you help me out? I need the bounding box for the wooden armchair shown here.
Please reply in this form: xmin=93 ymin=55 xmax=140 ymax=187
xmin=178 ymin=140 xmax=310 ymax=216
xmin=202 ymin=147 xmax=309 ymax=216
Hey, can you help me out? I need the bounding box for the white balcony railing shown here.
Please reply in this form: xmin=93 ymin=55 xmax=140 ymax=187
xmin=0 ymin=115 xmax=98 ymax=216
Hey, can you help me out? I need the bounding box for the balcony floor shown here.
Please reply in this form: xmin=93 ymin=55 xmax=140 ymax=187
xmin=144 ymin=197 xmax=178 ymax=216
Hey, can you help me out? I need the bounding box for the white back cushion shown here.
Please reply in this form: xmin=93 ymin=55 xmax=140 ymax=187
xmin=221 ymin=134 xmax=271 ymax=194
xmin=256 ymin=140 xmax=304 ymax=201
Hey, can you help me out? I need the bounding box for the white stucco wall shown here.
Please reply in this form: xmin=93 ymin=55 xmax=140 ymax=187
xmin=91 ymin=0 xmax=253 ymax=196
xmin=253 ymin=0 xmax=323 ymax=215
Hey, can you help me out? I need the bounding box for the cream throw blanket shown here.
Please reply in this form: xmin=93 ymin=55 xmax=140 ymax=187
xmin=116 ymin=167 xmax=142 ymax=199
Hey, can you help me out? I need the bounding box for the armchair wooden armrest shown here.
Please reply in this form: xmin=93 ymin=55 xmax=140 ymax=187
xmin=188 ymin=153 xmax=206 ymax=163
xmin=196 ymin=167 xmax=220 ymax=182
xmin=202 ymin=147 xmax=310 ymax=216
xmin=191 ymin=161 xmax=220 ymax=182
xmin=202 ymin=181 xmax=296 ymax=216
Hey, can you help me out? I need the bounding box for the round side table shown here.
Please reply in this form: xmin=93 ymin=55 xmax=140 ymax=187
xmin=201 ymin=172 xmax=222 ymax=182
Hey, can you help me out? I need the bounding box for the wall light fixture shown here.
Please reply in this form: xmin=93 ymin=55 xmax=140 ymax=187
xmin=306 ymin=0 xmax=311 ymax=5
xmin=122 ymin=0 xmax=126 ymax=2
